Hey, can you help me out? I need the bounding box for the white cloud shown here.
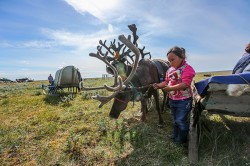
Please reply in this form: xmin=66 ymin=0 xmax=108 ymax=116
xmin=41 ymin=28 xmax=120 ymax=51
xmin=2 ymin=0 xmax=250 ymax=80
xmin=0 ymin=41 xmax=13 ymax=47
xmin=64 ymin=0 xmax=119 ymax=22
xmin=18 ymin=60 xmax=30 ymax=65
xmin=20 ymin=41 xmax=54 ymax=48
xmin=0 ymin=40 xmax=55 ymax=49
xmin=62 ymin=0 xmax=249 ymax=53
xmin=108 ymin=24 xmax=113 ymax=33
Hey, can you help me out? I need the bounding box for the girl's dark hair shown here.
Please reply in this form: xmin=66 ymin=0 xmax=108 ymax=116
xmin=167 ymin=46 xmax=186 ymax=59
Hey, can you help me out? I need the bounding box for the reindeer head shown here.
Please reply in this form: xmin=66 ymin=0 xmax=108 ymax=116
xmin=80 ymin=34 xmax=140 ymax=107
xmin=80 ymin=24 xmax=153 ymax=118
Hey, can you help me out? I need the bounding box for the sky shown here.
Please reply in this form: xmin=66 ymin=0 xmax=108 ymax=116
xmin=0 ymin=0 xmax=249 ymax=81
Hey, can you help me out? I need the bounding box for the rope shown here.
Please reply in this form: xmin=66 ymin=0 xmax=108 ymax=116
xmin=129 ymin=81 xmax=141 ymax=97
xmin=113 ymin=83 xmax=155 ymax=105
xmin=124 ymin=84 xmax=153 ymax=91
xmin=114 ymin=98 xmax=127 ymax=104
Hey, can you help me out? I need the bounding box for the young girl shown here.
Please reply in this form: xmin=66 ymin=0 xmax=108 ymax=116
xmin=153 ymin=46 xmax=196 ymax=144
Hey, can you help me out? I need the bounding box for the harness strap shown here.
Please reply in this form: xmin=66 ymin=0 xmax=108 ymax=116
xmin=129 ymin=81 xmax=142 ymax=99
xmin=114 ymin=83 xmax=153 ymax=107
xmin=114 ymin=98 xmax=127 ymax=104
xmin=151 ymin=59 xmax=166 ymax=82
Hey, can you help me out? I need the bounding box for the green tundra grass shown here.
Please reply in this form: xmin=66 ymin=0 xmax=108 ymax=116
xmin=0 ymin=71 xmax=249 ymax=165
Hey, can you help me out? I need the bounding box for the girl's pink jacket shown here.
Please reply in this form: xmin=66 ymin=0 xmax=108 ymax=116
xmin=165 ymin=60 xmax=196 ymax=100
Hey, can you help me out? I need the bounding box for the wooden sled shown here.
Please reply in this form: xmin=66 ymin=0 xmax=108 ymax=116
xmin=188 ymin=73 xmax=250 ymax=163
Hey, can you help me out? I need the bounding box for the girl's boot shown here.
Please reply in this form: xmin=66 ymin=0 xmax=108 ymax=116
xmin=167 ymin=125 xmax=179 ymax=140
xmin=174 ymin=129 xmax=188 ymax=144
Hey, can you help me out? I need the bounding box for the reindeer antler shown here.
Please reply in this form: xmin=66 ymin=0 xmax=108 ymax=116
xmin=92 ymin=34 xmax=140 ymax=108
xmin=80 ymin=24 xmax=142 ymax=108
xmin=118 ymin=35 xmax=140 ymax=85
xmin=128 ymin=24 xmax=138 ymax=46
xmin=139 ymin=46 xmax=151 ymax=59
xmin=79 ymin=45 xmax=119 ymax=91
xmin=99 ymin=40 xmax=114 ymax=57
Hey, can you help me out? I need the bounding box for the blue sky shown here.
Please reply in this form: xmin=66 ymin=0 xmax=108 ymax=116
xmin=0 ymin=0 xmax=249 ymax=80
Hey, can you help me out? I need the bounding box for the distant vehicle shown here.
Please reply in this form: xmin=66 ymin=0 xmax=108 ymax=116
xmin=54 ymin=65 xmax=82 ymax=89
xmin=42 ymin=65 xmax=82 ymax=94
xmin=16 ymin=77 xmax=34 ymax=83
xmin=0 ymin=77 xmax=13 ymax=82
xmin=203 ymin=74 xmax=212 ymax=77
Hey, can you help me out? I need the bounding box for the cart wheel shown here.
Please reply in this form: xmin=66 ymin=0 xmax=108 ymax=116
xmin=188 ymin=105 xmax=199 ymax=164
xmin=42 ymin=84 xmax=48 ymax=95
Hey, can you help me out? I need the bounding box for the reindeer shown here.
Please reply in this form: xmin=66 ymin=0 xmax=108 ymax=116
xmin=80 ymin=25 xmax=170 ymax=126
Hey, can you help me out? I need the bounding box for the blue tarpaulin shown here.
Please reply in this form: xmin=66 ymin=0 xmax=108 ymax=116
xmin=194 ymin=73 xmax=250 ymax=96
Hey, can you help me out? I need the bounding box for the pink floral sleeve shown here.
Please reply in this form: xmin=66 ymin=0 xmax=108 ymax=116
xmin=181 ymin=65 xmax=195 ymax=86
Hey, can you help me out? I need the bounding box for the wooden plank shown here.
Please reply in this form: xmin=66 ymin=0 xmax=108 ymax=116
xmin=201 ymin=91 xmax=250 ymax=115
xmin=204 ymin=109 xmax=250 ymax=116
xmin=209 ymin=91 xmax=250 ymax=103
xmin=188 ymin=107 xmax=198 ymax=163
xmin=207 ymin=83 xmax=228 ymax=91
xmin=206 ymin=103 xmax=250 ymax=112
xmin=190 ymin=83 xmax=250 ymax=164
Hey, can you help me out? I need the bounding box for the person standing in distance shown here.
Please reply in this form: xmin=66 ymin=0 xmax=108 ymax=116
xmin=48 ymin=74 xmax=53 ymax=85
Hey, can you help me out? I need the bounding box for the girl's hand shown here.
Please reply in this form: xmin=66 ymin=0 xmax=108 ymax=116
xmin=163 ymin=85 xmax=170 ymax=92
xmin=153 ymin=83 xmax=159 ymax=89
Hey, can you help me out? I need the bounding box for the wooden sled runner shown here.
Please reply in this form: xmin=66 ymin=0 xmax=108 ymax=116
xmin=188 ymin=73 xmax=250 ymax=163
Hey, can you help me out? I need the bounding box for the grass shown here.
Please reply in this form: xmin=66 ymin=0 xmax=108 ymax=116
xmin=194 ymin=70 xmax=232 ymax=82
xmin=0 ymin=73 xmax=249 ymax=165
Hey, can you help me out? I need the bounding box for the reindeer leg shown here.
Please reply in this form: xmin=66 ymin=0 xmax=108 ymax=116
xmin=153 ymin=90 xmax=164 ymax=127
xmin=161 ymin=90 xmax=167 ymax=113
xmin=140 ymin=98 xmax=147 ymax=122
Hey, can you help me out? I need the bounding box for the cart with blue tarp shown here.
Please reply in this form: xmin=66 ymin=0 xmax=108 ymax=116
xmin=188 ymin=73 xmax=250 ymax=163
